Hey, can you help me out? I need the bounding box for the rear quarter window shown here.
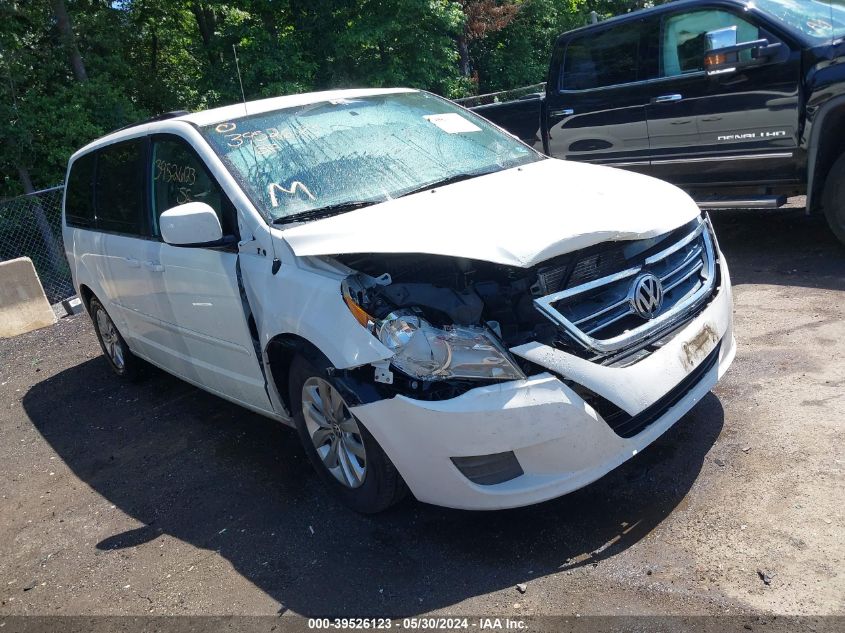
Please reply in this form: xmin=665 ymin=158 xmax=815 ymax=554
xmin=65 ymin=152 xmax=96 ymax=229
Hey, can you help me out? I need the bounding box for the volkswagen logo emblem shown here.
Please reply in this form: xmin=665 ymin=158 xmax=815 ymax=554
xmin=630 ymin=273 xmax=664 ymax=319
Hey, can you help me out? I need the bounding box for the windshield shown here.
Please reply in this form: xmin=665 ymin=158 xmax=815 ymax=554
xmin=200 ymin=91 xmax=540 ymax=224
xmin=753 ymin=0 xmax=845 ymax=41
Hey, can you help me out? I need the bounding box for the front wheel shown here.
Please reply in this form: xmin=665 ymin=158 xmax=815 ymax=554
xmin=288 ymin=354 xmax=407 ymax=513
xmin=821 ymin=153 xmax=845 ymax=246
xmin=89 ymin=297 xmax=141 ymax=380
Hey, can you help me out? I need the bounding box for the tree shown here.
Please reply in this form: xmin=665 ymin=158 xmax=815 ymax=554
xmin=50 ymin=0 xmax=88 ymax=82
xmin=333 ymin=0 xmax=466 ymax=96
xmin=471 ymin=0 xmax=586 ymax=93
xmin=586 ymin=0 xmax=674 ymax=19
xmin=1 ymin=0 xmax=649 ymax=197
xmin=0 ymin=0 xmax=144 ymax=196
xmin=455 ymin=0 xmax=521 ymax=80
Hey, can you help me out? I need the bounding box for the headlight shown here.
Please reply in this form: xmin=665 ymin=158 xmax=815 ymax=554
xmin=376 ymin=311 xmax=525 ymax=382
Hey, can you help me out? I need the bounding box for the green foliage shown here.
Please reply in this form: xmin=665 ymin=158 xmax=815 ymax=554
xmin=586 ymin=0 xmax=675 ymax=20
xmin=472 ymin=0 xmax=587 ymax=93
xmin=333 ymin=0 xmax=465 ymax=95
xmin=0 ymin=0 xmax=674 ymax=197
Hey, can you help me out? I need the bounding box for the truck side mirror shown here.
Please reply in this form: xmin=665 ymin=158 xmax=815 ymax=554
xmin=159 ymin=202 xmax=224 ymax=247
xmin=704 ymin=26 xmax=778 ymax=75
xmin=705 ymin=26 xmax=738 ymax=54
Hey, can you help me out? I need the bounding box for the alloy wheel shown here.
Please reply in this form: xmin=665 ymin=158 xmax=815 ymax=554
xmin=96 ymin=307 xmax=125 ymax=370
xmin=301 ymin=377 xmax=367 ymax=489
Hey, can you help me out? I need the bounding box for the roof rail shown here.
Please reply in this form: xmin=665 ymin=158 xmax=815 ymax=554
xmin=113 ymin=110 xmax=190 ymax=133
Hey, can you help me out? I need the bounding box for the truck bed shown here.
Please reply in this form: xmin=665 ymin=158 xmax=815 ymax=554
xmin=456 ymin=84 xmax=544 ymax=148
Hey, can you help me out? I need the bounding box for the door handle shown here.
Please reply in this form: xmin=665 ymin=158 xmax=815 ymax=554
xmin=123 ymin=257 xmax=140 ymax=268
xmin=143 ymin=260 xmax=164 ymax=272
xmin=652 ymin=94 xmax=683 ymax=103
xmin=550 ymin=108 xmax=575 ymax=117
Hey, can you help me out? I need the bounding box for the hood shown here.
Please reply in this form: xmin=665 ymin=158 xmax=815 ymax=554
xmin=279 ymin=158 xmax=700 ymax=268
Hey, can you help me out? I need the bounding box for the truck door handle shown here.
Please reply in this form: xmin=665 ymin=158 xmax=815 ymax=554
xmin=143 ymin=260 xmax=164 ymax=272
xmin=652 ymin=94 xmax=683 ymax=104
xmin=653 ymin=94 xmax=683 ymax=103
xmin=123 ymin=257 xmax=140 ymax=268
xmin=550 ymin=108 xmax=574 ymax=117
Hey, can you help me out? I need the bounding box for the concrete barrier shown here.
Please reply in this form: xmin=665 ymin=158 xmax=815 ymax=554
xmin=0 ymin=257 xmax=58 ymax=338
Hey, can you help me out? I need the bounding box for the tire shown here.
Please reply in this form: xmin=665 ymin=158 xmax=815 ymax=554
xmin=288 ymin=353 xmax=407 ymax=513
xmin=89 ymin=297 xmax=142 ymax=381
xmin=821 ymin=152 xmax=845 ymax=246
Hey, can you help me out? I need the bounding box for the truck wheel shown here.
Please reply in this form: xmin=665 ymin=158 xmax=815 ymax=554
xmin=89 ymin=297 xmax=142 ymax=380
xmin=822 ymin=153 xmax=845 ymax=246
xmin=288 ymin=354 xmax=407 ymax=513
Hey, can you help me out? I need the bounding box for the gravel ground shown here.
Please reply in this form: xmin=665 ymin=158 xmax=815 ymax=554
xmin=0 ymin=208 xmax=843 ymax=621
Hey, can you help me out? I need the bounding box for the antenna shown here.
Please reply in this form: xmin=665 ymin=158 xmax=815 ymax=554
xmin=232 ymin=44 xmax=247 ymax=115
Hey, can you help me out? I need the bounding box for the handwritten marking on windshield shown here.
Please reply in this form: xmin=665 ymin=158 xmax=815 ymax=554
xmin=268 ymin=182 xmax=315 ymax=207
xmin=252 ymin=132 xmax=279 ymax=158
xmin=224 ymin=127 xmax=291 ymax=150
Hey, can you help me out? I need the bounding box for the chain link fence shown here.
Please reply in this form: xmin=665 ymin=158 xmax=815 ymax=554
xmin=0 ymin=186 xmax=74 ymax=304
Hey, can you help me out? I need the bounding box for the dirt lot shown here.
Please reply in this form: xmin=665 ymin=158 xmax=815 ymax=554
xmin=1 ymin=209 xmax=843 ymax=621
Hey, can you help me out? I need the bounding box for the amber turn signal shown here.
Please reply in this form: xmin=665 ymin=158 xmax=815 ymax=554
xmin=343 ymin=290 xmax=373 ymax=328
xmin=705 ymin=53 xmax=727 ymax=68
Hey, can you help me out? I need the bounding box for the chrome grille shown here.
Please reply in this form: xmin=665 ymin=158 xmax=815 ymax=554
xmin=534 ymin=218 xmax=716 ymax=357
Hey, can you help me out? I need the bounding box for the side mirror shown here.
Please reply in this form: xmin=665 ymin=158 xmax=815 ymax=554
xmin=705 ymin=26 xmax=738 ymax=53
xmin=159 ymin=202 xmax=223 ymax=247
xmin=704 ymin=27 xmax=779 ymax=74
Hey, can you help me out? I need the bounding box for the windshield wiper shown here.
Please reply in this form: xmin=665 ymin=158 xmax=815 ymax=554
xmin=397 ymin=170 xmax=499 ymax=198
xmin=271 ymin=170 xmax=500 ymax=225
xmin=272 ymin=200 xmax=378 ymax=226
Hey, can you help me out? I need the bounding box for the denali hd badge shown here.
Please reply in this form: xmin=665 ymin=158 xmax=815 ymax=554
xmin=631 ymin=273 xmax=664 ymax=319
xmin=717 ymin=130 xmax=787 ymax=142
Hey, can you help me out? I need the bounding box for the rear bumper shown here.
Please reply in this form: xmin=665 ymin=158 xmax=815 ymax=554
xmin=351 ymin=265 xmax=735 ymax=510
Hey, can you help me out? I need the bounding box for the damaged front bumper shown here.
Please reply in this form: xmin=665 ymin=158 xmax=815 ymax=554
xmin=349 ymin=266 xmax=735 ymax=510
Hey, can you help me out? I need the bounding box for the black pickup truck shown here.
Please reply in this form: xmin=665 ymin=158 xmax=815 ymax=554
xmin=466 ymin=0 xmax=845 ymax=245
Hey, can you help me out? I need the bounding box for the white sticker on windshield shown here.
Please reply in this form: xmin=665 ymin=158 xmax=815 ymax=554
xmin=423 ymin=113 xmax=481 ymax=134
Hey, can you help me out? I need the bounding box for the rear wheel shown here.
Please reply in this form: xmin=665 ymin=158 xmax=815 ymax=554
xmin=821 ymin=153 xmax=845 ymax=246
xmin=89 ymin=297 xmax=141 ymax=380
xmin=288 ymin=354 xmax=407 ymax=513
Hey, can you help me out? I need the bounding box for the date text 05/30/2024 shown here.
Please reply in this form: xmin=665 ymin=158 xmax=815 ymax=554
xmin=307 ymin=618 xmax=528 ymax=630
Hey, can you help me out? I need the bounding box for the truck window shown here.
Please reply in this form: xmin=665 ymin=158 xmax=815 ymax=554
xmin=65 ymin=152 xmax=96 ymax=229
xmin=661 ymin=10 xmax=759 ymax=77
xmin=94 ymin=139 xmax=147 ymax=235
xmin=562 ymin=23 xmax=646 ymax=91
xmin=150 ymin=136 xmax=237 ymax=238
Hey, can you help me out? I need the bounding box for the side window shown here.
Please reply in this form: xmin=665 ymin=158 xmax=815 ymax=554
xmin=95 ymin=139 xmax=147 ymax=235
xmin=562 ymin=22 xmax=646 ymax=91
xmin=65 ymin=152 xmax=96 ymax=229
xmin=150 ymin=136 xmax=237 ymax=238
xmin=661 ymin=10 xmax=759 ymax=77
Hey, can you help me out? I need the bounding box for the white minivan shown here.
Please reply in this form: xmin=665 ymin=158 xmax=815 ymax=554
xmin=62 ymin=88 xmax=736 ymax=513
